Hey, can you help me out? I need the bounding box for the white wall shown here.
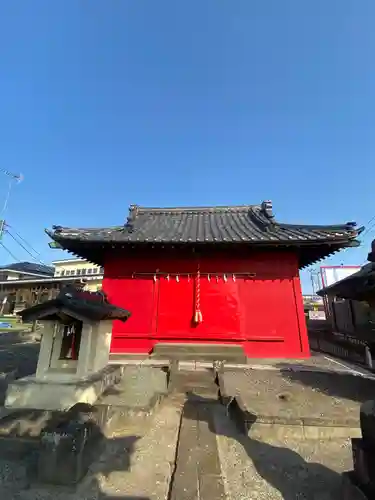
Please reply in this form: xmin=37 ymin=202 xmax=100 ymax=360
xmin=320 ymin=266 xmax=361 ymax=288
xmin=53 ymin=259 xmax=104 ymax=278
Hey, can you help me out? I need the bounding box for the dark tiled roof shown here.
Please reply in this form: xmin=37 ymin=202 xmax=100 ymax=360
xmin=47 ymin=201 xmax=362 ymax=246
xmin=45 ymin=201 xmax=363 ymax=269
xmin=0 ymin=262 xmax=54 ymax=276
xmin=18 ymin=285 xmax=131 ymax=323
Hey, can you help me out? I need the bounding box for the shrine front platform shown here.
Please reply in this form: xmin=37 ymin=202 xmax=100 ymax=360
xmin=219 ymin=364 xmax=375 ymax=440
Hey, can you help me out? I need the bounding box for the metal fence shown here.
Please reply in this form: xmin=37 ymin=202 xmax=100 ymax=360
xmin=308 ymin=329 xmax=375 ymax=371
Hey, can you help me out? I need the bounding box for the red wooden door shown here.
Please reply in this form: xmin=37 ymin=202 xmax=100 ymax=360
xmin=196 ymin=277 xmax=242 ymax=340
xmin=156 ymin=277 xmax=194 ymax=339
xmin=156 ymin=275 xmax=242 ymax=341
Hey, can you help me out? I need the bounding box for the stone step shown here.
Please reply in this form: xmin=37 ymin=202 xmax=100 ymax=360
xmin=96 ymin=366 xmax=169 ymax=430
xmin=169 ymin=370 xmax=219 ymax=399
xmin=151 ymin=342 xmax=247 ymax=362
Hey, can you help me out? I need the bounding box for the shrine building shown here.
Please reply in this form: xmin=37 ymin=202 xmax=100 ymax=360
xmin=46 ymin=201 xmax=362 ymax=359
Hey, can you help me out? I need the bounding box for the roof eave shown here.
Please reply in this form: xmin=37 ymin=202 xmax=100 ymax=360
xmin=47 ymin=228 xmax=361 ymax=249
xmin=47 ymin=232 xmax=361 ymax=270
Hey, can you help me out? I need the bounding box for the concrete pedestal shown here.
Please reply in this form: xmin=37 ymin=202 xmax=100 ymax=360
xmin=5 ymin=365 xmax=124 ymax=411
xmin=5 ymin=319 xmax=117 ymax=410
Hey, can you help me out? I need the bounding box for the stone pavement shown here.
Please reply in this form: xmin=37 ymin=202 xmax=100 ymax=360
xmin=214 ymin=403 xmax=365 ymax=500
xmin=0 ymin=392 xmax=364 ymax=500
xmin=169 ymin=399 xmax=226 ymax=500
xmin=167 ymin=369 xmax=225 ymax=500
xmin=0 ymin=399 xmax=181 ymax=500
xmin=220 ymin=364 xmax=375 ymax=432
xmin=0 ymin=340 xmax=370 ymax=499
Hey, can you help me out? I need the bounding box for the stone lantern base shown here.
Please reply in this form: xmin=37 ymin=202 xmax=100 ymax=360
xmin=4 ymin=286 xmax=131 ymax=411
xmin=5 ymin=365 xmax=124 ymax=411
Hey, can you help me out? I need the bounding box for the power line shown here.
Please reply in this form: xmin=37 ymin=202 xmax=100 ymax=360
xmin=5 ymin=231 xmax=45 ymax=265
xmin=360 ymin=223 xmax=375 ymax=240
xmin=365 ymin=214 xmax=375 ymax=226
xmin=359 ymin=213 xmax=375 ymax=240
xmin=0 ymin=241 xmax=20 ymax=262
xmin=4 ymin=224 xmax=44 ymax=263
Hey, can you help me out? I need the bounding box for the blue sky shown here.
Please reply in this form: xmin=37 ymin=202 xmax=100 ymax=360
xmin=0 ymin=1 xmax=374 ymax=291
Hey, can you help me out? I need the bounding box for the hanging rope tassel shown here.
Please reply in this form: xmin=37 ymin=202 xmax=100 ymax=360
xmin=193 ymin=263 xmax=203 ymax=324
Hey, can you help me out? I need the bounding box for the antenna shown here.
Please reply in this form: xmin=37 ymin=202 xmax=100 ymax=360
xmin=0 ymin=168 xmax=23 ymax=239
xmin=0 ymin=169 xmax=23 ymax=183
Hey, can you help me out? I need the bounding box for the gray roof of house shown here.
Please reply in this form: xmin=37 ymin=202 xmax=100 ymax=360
xmin=0 ymin=262 xmax=54 ymax=276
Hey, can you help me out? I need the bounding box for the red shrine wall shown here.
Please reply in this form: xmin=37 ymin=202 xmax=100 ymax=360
xmin=102 ymin=252 xmax=310 ymax=358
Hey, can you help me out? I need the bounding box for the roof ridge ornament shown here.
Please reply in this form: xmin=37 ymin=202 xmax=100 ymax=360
xmin=125 ymin=204 xmax=139 ymax=233
xmin=261 ymin=200 xmax=274 ymax=219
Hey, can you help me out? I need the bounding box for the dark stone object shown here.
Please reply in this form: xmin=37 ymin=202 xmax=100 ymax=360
xmin=17 ymin=284 xmax=131 ymax=324
xmin=360 ymin=400 xmax=375 ymax=450
xmin=368 ymin=240 xmax=375 ymax=262
xmin=38 ymin=403 xmax=105 ymax=486
xmin=351 ymin=438 xmax=375 ymax=497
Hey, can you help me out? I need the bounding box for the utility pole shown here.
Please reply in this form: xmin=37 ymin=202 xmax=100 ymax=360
xmin=308 ymin=268 xmax=316 ymax=295
xmin=0 ymin=168 xmax=23 ymax=240
xmin=0 ymin=168 xmax=23 ymax=317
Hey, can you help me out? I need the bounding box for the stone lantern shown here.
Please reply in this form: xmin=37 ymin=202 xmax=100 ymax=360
xmin=5 ymin=285 xmax=130 ymax=410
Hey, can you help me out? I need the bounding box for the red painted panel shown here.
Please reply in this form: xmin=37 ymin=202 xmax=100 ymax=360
xmin=239 ymin=277 xmax=304 ymax=357
xmin=194 ymin=277 xmax=242 ymax=339
xmin=104 ymin=251 xmax=310 ymax=358
xmin=156 ymin=277 xmax=194 ymax=337
xmin=103 ymin=276 xmax=156 ymax=337
xmin=240 ymin=279 xmax=297 ymax=336
xmin=292 ymin=275 xmax=310 ymax=356
xmin=156 ymin=276 xmax=242 ymax=340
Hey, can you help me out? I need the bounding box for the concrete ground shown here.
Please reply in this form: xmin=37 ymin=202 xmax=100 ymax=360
xmin=0 ymin=333 xmax=369 ymax=499
xmin=0 ymin=396 xmax=363 ymax=500
xmin=0 ymin=399 xmax=181 ymax=500
xmin=220 ymin=366 xmax=375 ymax=428
xmin=0 ymin=331 xmax=39 ymax=377
xmin=214 ymin=403 xmax=364 ymax=500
